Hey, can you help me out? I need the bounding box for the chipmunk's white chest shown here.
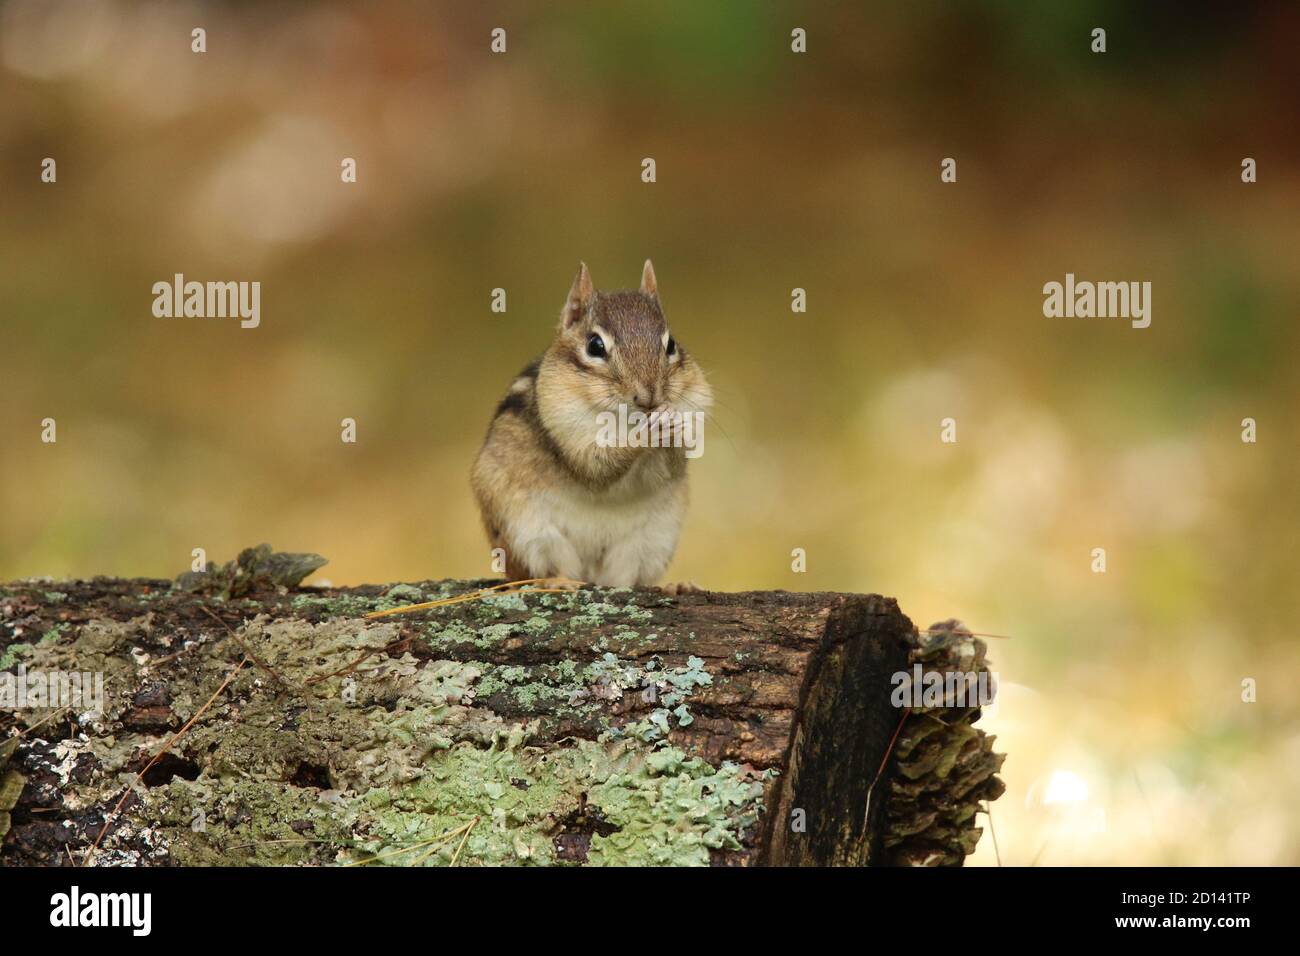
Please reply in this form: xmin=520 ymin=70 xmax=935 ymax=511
xmin=519 ymin=461 xmax=686 ymax=586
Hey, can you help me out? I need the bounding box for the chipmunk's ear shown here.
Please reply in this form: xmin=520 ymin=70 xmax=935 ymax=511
xmin=639 ymin=259 xmax=658 ymax=298
xmin=562 ymin=262 xmax=595 ymax=328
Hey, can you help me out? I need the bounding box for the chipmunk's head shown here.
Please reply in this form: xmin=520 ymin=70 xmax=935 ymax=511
xmin=544 ymin=261 xmax=711 ymax=418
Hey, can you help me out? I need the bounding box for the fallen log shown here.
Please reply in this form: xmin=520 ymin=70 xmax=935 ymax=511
xmin=0 ymin=549 xmax=1003 ymax=867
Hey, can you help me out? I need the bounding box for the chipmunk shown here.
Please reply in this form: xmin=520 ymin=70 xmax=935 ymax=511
xmin=471 ymin=261 xmax=712 ymax=587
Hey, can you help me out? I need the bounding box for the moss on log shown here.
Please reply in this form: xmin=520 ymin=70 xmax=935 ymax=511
xmin=0 ymin=550 xmax=1003 ymax=866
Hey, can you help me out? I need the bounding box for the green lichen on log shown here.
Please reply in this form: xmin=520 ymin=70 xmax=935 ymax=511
xmin=0 ymin=570 xmax=768 ymax=865
xmin=0 ymin=736 xmax=23 ymax=839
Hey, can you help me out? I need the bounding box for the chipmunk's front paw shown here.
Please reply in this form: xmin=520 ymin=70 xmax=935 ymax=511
xmin=648 ymin=404 xmax=684 ymax=443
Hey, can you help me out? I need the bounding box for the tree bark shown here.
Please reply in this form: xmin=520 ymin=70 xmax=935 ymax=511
xmin=1 ymin=554 xmax=1003 ymax=867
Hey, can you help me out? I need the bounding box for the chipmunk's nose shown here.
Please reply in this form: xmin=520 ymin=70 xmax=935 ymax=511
xmin=632 ymin=387 xmax=655 ymax=410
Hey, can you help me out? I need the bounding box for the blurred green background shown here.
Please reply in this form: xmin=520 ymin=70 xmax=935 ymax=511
xmin=2 ymin=0 xmax=1298 ymax=865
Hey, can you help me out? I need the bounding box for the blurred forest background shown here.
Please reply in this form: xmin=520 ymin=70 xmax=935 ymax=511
xmin=2 ymin=0 xmax=1298 ymax=865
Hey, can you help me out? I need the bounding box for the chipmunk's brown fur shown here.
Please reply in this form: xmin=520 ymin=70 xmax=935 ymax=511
xmin=471 ymin=261 xmax=712 ymax=586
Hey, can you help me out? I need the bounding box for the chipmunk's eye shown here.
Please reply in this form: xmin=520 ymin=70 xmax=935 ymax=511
xmin=586 ymin=333 xmax=607 ymax=359
xmin=665 ymin=336 xmax=677 ymax=356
